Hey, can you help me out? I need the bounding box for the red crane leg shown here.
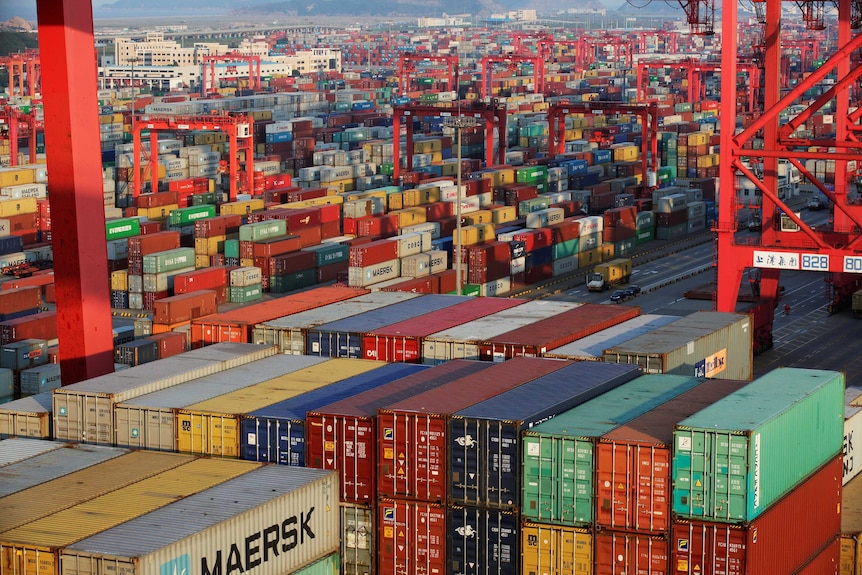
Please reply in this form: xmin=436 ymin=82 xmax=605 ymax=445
xmin=36 ymin=0 xmax=114 ymax=383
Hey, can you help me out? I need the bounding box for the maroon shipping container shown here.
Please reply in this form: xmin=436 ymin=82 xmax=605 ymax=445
xmin=146 ymin=331 xmax=188 ymax=358
xmin=379 ymin=276 xmax=435 ymax=294
xmin=377 ymin=356 xmax=572 ymax=502
xmin=306 ymin=360 xmax=493 ymax=504
xmin=0 ymin=311 xmax=57 ymax=345
xmin=671 ymin=456 xmax=842 ymax=575
xmin=136 ymin=191 xmax=179 ymax=209
xmin=603 ymin=225 xmax=637 ymax=243
xmin=248 ymin=207 xmax=322 ymax=230
xmin=0 ymin=286 xmax=41 ymax=314
xmin=193 ymin=214 xmax=243 ymax=239
xmin=513 ymin=229 xmax=553 ymax=252
xmin=293 ymin=226 xmax=323 ymax=248
xmin=349 ymin=239 xmax=399 ymax=268
xmin=172 ymin=266 xmax=228 ymax=294
xmin=548 ymin=218 xmax=581 ymax=243
xmin=436 ymin=269 xmax=459 ymax=294
xmin=596 ymin=379 xmax=750 ymax=533
xmin=467 ymin=242 xmax=511 ymax=285
xmin=317 ymin=261 xmax=347 ymax=283
xmin=247 ymin=235 xmax=303 ymax=259
xmin=603 ymin=206 xmax=638 ymax=228
xmin=357 ymin=214 xmax=400 ymax=237
xmin=152 ymin=290 xmax=218 ymax=325
xmin=377 ymin=498 xmax=446 ymax=575
xmin=142 ymin=290 xmax=168 ymax=312
xmin=595 ymin=530 xmax=669 ymax=575
xmin=363 ymin=298 xmax=525 ymax=363
xmin=655 ymin=210 xmax=688 ymax=227
xmin=320 ymin=220 xmax=341 ymax=240
xmin=795 ymin=536 xmax=840 ymax=575
xmin=424 ymin=202 xmax=455 ymax=221
xmin=479 ymin=303 xmax=640 ymax=361
xmin=270 ymin=250 xmax=317 ymax=276
xmin=127 ymin=231 xmax=181 ymax=257
xmin=525 ymin=264 xmax=553 ymax=285
xmin=138 ymin=221 xmax=162 ymax=235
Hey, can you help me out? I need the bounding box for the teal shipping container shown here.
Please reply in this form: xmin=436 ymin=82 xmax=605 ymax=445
xmin=552 ymin=238 xmax=579 ymax=260
xmin=292 ymin=552 xmax=339 ymax=575
xmin=672 ymin=367 xmax=844 ymax=523
xmin=521 ymin=374 xmax=703 ymax=526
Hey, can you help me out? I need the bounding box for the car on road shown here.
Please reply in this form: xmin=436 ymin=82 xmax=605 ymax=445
xmin=610 ymin=289 xmax=627 ymax=303
xmin=807 ymin=197 xmax=825 ymax=211
xmin=623 ymin=284 xmax=641 ymax=298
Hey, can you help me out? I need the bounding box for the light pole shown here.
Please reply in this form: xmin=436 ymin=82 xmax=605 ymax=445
xmin=444 ymin=114 xmax=477 ymax=295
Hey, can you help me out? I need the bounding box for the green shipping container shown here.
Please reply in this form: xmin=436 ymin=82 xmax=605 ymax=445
xmin=142 ymin=247 xmax=196 ymax=274
xmin=655 ymin=222 xmax=687 ymax=240
xmin=636 ymin=228 xmax=655 ymax=244
xmin=269 ymin=269 xmax=317 ymax=293
xmin=552 ymin=237 xmax=579 ymax=260
xmin=224 ymin=238 xmax=240 ymax=259
xmin=516 ymin=165 xmax=549 ymax=185
xmin=229 ymin=284 xmax=263 ymax=303
xmin=457 ymin=284 xmax=482 ymax=297
xmin=239 ymin=220 xmax=287 ymax=242
xmin=169 ymin=205 xmax=217 ymax=226
xmin=292 ymin=553 xmax=340 ymax=575
xmin=613 ymin=237 xmax=636 ymax=256
xmin=522 ymin=374 xmax=703 ymax=526
xmin=190 ymin=192 xmax=218 ymax=206
xmin=672 ymin=367 xmax=844 ymax=523
xmin=517 ymin=197 xmax=552 ymax=217
xmin=106 ymin=217 xmax=141 ymax=241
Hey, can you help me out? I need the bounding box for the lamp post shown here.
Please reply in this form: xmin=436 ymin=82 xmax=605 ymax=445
xmin=445 ymin=114 xmax=477 ymax=295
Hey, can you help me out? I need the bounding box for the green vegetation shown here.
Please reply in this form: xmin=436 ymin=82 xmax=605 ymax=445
xmin=0 ymin=32 xmax=38 ymax=57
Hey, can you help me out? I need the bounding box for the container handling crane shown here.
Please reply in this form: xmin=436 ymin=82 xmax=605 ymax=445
xmin=0 ymin=50 xmax=41 ymax=98
xmin=397 ymin=54 xmax=459 ymax=96
xmin=201 ymin=53 xmax=262 ymax=96
xmin=480 ymin=54 xmax=545 ymax=98
xmin=0 ymin=106 xmax=41 ymax=166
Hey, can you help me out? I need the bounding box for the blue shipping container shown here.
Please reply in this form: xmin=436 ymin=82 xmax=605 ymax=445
xmin=265 ymin=131 xmax=293 ymax=144
xmin=0 ymin=236 xmax=23 ymax=256
xmin=525 ymin=246 xmax=553 ymax=268
xmin=448 ymin=505 xmax=519 ymax=575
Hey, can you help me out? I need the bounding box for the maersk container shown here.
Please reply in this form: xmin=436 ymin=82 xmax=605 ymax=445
xmin=53 ymin=343 xmax=277 ymax=444
xmin=241 ymin=363 xmax=429 ymax=465
xmin=602 ymin=311 xmax=754 ymax=379
xmin=520 ymin=522 xmax=592 ymax=575
xmin=449 ymin=361 xmax=641 ymax=509
xmin=596 ymin=378 xmax=750 ymax=533
xmin=0 ymin=437 xmax=64 ymax=466
xmin=379 ymin=356 xmax=573 ymax=503
xmin=1 ymin=457 xmax=263 ymax=575
xmin=841 ymin=471 xmax=862 ymax=575
xmin=306 ymin=360 xmax=494 ymax=505
xmin=448 ymin=504 xmax=518 ymax=575
xmin=0 ymin=391 xmax=52 ymax=438
xmin=176 ymin=359 xmax=383 ymax=458
xmin=542 ymin=314 xmax=677 ymax=361
xmin=341 ymin=503 xmax=373 ymax=575
xmin=479 ymin=303 xmax=640 ymax=361
xmin=252 ymin=292 xmax=421 ymax=354
xmin=363 ymin=297 xmax=525 ymax=363
xmin=59 ymin=466 xmax=338 ymax=575
xmin=522 ymin=374 xmax=703 ymax=526
xmin=672 ymin=456 xmax=842 ymax=575
xmin=114 ymin=355 xmax=327 ymax=452
xmin=377 ymin=498 xmax=446 ymax=575
xmin=306 ymin=294 xmax=470 ymax=358
xmin=19 ymin=363 xmax=62 ymax=396
xmin=594 ymin=530 xmax=669 ymax=575
xmin=845 ymin=386 xmax=862 ymax=485
xmin=672 ymin=367 xmax=844 ymax=523
xmin=422 ymin=301 xmax=581 ymax=364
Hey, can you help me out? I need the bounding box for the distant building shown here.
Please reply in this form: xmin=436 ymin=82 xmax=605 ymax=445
xmin=417 ymin=15 xmax=470 ymax=27
xmin=489 ymin=10 xmax=538 ymax=22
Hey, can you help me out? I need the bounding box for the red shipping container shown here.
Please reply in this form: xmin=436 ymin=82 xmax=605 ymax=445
xmin=349 ymin=239 xmax=399 ymax=268
xmin=320 ymin=220 xmax=341 ymax=240
xmin=173 ymin=266 xmax=228 ymax=294
xmin=189 ymin=286 xmax=366 ymax=348
xmin=513 ymin=229 xmax=553 ymax=252
xmin=252 ymin=207 xmax=322 ymax=231
xmin=525 ymin=263 xmax=552 ymax=285
xmin=317 ymin=261 xmax=347 ymax=283
xmin=357 ymin=214 xmax=400 ymax=238
xmin=671 ymin=456 xmax=842 ymax=575
xmin=595 ymin=530 xmax=669 ymax=575
xmin=435 ymin=269 xmax=459 ymax=294
xmin=603 ymin=206 xmax=638 ymax=228
xmin=424 ymin=202 xmax=455 ymax=221
xmin=128 ymin=231 xmax=181 ymax=257
xmin=603 ymin=225 xmax=637 ymax=243
xmin=250 ymin=235 xmax=302 ymax=259
xmin=292 ymin=225 xmax=323 ymax=248
xmin=152 ymin=290 xmax=218 ymax=325
xmin=193 ymin=214 xmax=243 ymax=239
xmin=146 ymin=331 xmax=188 ymax=358
xmin=263 ymin=174 xmax=292 ymax=189
xmin=0 ymin=286 xmax=41 ymax=313
xmin=138 ymin=221 xmax=162 ymax=235
xmin=0 ymin=311 xmax=57 ymax=345
xmin=43 ymin=283 xmax=55 ymax=304
xmin=548 ymin=218 xmax=581 ymax=243
xmin=379 ymin=276 xmax=435 ymax=295
xmin=168 ymin=178 xmax=196 ymax=193
xmin=377 ymin=498 xmax=446 ymax=575
xmin=378 ymin=356 xmax=572 ymax=502
xmin=1 ymin=273 xmax=54 ymax=291
xmin=136 ymin=191 xmax=179 ymax=209
xmin=362 ymin=298 xmax=524 ymax=363
xmin=142 ymin=290 xmax=168 ymax=312
xmin=269 ymin=250 xmax=317 ymax=276
xmin=0 ymin=213 xmax=38 ymax=234
xmin=306 ymin=360 xmax=494 ymax=504
xmin=479 ymin=303 xmax=640 ymax=361
xmin=467 ymin=242 xmax=512 ymax=285
xmin=595 ymin=379 xmax=750 ymax=533
xmin=795 ymin=536 xmax=840 ymax=575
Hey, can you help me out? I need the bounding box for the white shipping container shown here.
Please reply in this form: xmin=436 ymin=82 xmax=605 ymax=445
xmin=400 ymin=222 xmax=440 ymax=240
xmin=400 ymin=253 xmax=431 ymax=278
xmin=128 ymin=292 xmax=144 ymax=310
xmin=256 ymin=161 xmax=282 ymax=176
xmin=186 ymin=151 xmax=221 ymax=166
xmin=552 ymin=254 xmax=579 ymax=276
xmin=394 ymin=231 xmax=432 ymax=258
xmin=53 ymin=343 xmax=278 ymax=444
xmin=510 ymin=256 xmax=526 ymax=275
xmin=427 ymin=250 xmax=448 ymax=275
xmin=0 ymin=252 xmax=26 ymax=268
xmin=578 ymin=215 xmax=603 ymax=236
xmin=526 ymin=207 xmax=565 ymax=229
xmin=479 ymin=277 xmax=511 ymax=297
xmin=19 ymin=363 xmax=62 ymax=396
xmin=190 ymin=165 xmax=219 ymax=178
xmin=128 ymin=274 xmax=143 ymax=294
xmin=845 ymin=386 xmax=862 ymax=485
xmin=578 ymin=232 xmax=602 ymax=252
xmin=0 ymin=183 xmax=47 ymax=199
xmin=230 ymin=266 xmax=263 ymax=287
xmin=476 ymin=192 xmax=494 ymax=208
xmin=60 ymin=466 xmax=339 ymax=575
xmin=0 ymin=392 xmax=53 ymax=439
xmin=163 ymin=157 xmax=189 ymax=171
xmin=157 ymin=139 xmax=183 ymax=154
xmin=348 ymin=259 xmax=401 ymax=288
xmin=656 ymin=193 xmax=688 ymax=213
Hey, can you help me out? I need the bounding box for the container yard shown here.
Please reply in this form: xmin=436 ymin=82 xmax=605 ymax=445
xmin=1 ymin=3 xmax=858 ymax=573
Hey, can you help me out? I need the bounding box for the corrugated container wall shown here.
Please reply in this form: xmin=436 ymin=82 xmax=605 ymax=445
xmin=0 ymin=437 xmax=64 ymax=466
xmin=845 ymin=386 xmax=862 ymax=485
xmin=0 ymin=392 xmax=52 ymax=439
xmin=520 ymin=522 xmax=592 ymax=575
xmin=377 ymin=498 xmax=446 ymax=575
xmin=448 ymin=505 xmax=518 ymax=575
xmin=542 ymin=314 xmax=678 ymax=361
xmin=841 ymin=471 xmax=862 ymax=575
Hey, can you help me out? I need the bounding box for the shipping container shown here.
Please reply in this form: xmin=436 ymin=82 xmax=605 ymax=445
xmin=448 ymin=505 xmax=518 ymax=575
xmin=542 ymin=314 xmax=678 ymax=361
xmin=842 ymin=471 xmax=862 ymax=575
xmin=241 ymin=363 xmax=429 ymax=465
xmin=596 ymin=378 xmax=750 ymax=532
xmin=19 ymin=363 xmax=62 ymax=396
xmin=450 ymin=362 xmax=641 ymax=509
xmin=846 ymin=386 xmax=862 ymax=485
xmin=673 ymin=367 xmax=844 ymax=523
xmin=53 ymin=343 xmax=278 ymax=444
xmin=341 ymin=503 xmax=373 ymax=575
xmin=306 ymin=294 xmax=470 ymax=358
xmin=594 ymin=530 xmax=669 ymax=575
xmin=379 ymin=356 xmax=573 ymax=502
xmin=0 ymin=392 xmax=52 ymax=438
xmin=602 ymin=311 xmax=754 ymax=379
xmin=114 ymin=355 xmax=328 ymax=452
xmin=672 ymin=456 xmax=842 ymax=574
xmin=520 ymin=522 xmax=592 ymax=575
xmin=522 ymin=374 xmax=704 ymax=525
xmin=152 ymin=290 xmax=218 ymax=325
xmin=175 ymin=359 xmax=383 ymax=458
xmin=377 ymin=498 xmax=446 ymax=575
xmin=422 ymin=301 xmax=581 ymax=364
xmin=363 ymin=297 xmax=525 ymax=363
xmin=0 ymin=437 xmax=64 ymax=466
xmin=292 ymin=552 xmax=340 ymax=575
xmin=59 ymin=466 xmax=338 ymax=575
xmin=480 ymin=303 xmax=640 ymax=361
xmin=306 ymin=360 xmax=493 ymax=504
xmin=251 ymin=292 xmax=420 ymax=354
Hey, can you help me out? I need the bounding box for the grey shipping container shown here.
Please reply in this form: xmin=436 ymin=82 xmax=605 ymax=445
xmin=0 ymin=391 xmax=53 ymax=438
xmin=59 ymin=466 xmax=339 ymax=575
xmin=19 ymin=363 xmax=62 ymax=396
xmin=53 ymin=342 xmax=278 ymax=444
xmin=114 ymin=339 xmax=159 ymax=367
xmin=0 ymin=338 xmax=49 ymax=372
xmin=449 ymin=361 xmax=642 ymax=508
xmin=0 ymin=437 xmax=64 ymax=466
xmin=341 ymin=503 xmax=373 ymax=575
xmin=602 ymin=311 xmax=754 ymax=380
xmin=543 ymin=314 xmax=678 ymax=361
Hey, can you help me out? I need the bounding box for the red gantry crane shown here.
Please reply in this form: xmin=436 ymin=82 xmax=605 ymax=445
xmin=0 ymin=106 xmax=40 ymax=166
xmin=396 ymin=54 xmax=459 ymax=96
xmin=0 ymin=50 xmax=41 ymax=97
xmin=480 ymin=54 xmax=545 ymax=98
xmin=201 ymin=52 xmax=262 ymax=96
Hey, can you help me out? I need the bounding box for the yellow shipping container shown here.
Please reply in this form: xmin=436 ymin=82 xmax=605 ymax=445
xmin=110 ymin=270 xmax=128 ymax=292
xmin=136 ymin=203 xmax=180 ymax=221
xmin=0 ymin=457 xmax=259 ymax=575
xmin=430 ymin=151 xmax=443 ymax=164
xmin=0 ymin=168 xmax=35 ymax=188
xmin=564 ymin=129 xmax=583 ymax=141
xmin=599 ymin=242 xmax=615 ymax=261
xmin=194 ymin=235 xmax=225 ymax=256
xmin=612 ymin=145 xmax=639 ymax=162
xmin=250 ymin=110 xmax=273 ymax=121
xmin=687 ymin=132 xmax=708 ymax=146
xmin=464 ymin=210 xmax=494 ymax=225
xmin=678 ymin=145 xmax=688 ymax=157
xmin=416 ymin=187 xmax=441 ymax=205
xmin=388 ymin=191 xmax=405 ymax=211
xmin=220 ymin=198 xmax=265 ymax=215
xmin=0 ymin=197 xmax=37 ymax=217
xmin=325 ymin=178 xmax=355 ymax=194
xmin=455 ymin=223 xmax=495 ymax=247
xmin=275 ymin=195 xmax=344 ymax=210
xmin=175 ymin=359 xmax=383 ymax=457
xmin=521 ymin=522 xmax=592 ymax=575
xmin=578 ymin=248 xmax=601 ymax=269
xmin=440 ymin=161 xmax=458 ymax=176
xmin=391 ymin=207 xmax=427 ymax=228
xmin=195 ymin=255 xmax=212 ymax=268
xmin=239 ymin=258 xmax=255 ymax=268
xmin=696 ymin=154 xmax=717 ymax=169
xmin=345 ymin=189 xmax=387 ymax=203
xmin=491 ymin=205 xmax=518 ymax=224
xmin=481 ymin=168 xmax=515 ymax=188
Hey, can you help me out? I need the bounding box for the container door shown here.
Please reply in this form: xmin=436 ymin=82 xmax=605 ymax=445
xmin=488 ymin=421 xmax=519 ymax=509
xmin=449 ymin=416 xmax=482 ymax=504
xmin=288 ymin=421 xmax=305 ymax=466
xmin=341 ymin=504 xmax=374 ymax=575
xmin=673 ymin=429 xmax=710 ymax=518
